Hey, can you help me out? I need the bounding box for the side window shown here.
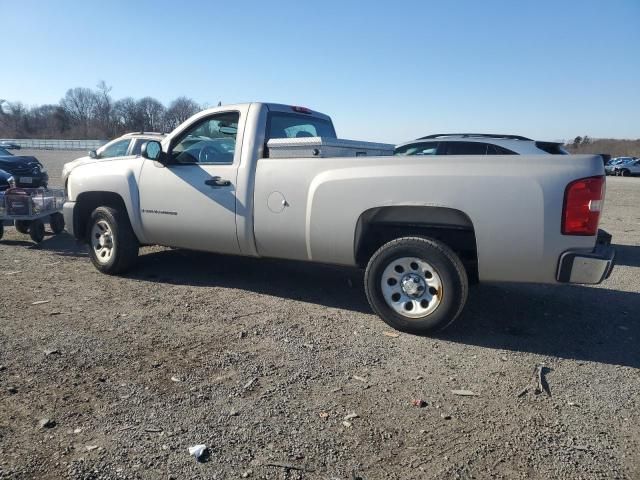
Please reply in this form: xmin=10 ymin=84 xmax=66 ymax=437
xmin=442 ymin=142 xmax=488 ymax=155
xmin=487 ymin=144 xmax=518 ymax=155
xmin=99 ymin=140 xmax=131 ymax=158
xmin=394 ymin=142 xmax=439 ymax=156
xmin=171 ymin=112 xmax=239 ymax=164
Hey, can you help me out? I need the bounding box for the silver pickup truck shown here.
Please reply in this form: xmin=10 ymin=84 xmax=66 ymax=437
xmin=63 ymin=103 xmax=615 ymax=334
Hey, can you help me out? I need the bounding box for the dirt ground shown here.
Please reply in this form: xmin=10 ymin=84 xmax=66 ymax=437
xmin=1 ymin=151 xmax=638 ymax=479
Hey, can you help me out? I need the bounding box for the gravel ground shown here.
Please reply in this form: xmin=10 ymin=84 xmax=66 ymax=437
xmin=1 ymin=151 xmax=639 ymax=479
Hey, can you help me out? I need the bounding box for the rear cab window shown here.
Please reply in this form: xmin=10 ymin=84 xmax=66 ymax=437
xmin=266 ymin=112 xmax=336 ymax=140
xmin=264 ymin=110 xmax=337 ymax=158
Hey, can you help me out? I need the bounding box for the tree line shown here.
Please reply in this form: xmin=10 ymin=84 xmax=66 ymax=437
xmin=565 ymin=135 xmax=640 ymax=158
xmin=0 ymin=81 xmax=204 ymax=140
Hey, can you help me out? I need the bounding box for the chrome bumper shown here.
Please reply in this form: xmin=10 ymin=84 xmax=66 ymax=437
xmin=557 ymin=230 xmax=615 ymax=284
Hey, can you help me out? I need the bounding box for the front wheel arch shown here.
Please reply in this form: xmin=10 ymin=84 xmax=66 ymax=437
xmin=74 ymin=191 xmax=134 ymax=242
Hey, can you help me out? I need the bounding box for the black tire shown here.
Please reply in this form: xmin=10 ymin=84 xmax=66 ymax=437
xmin=29 ymin=219 xmax=45 ymax=243
xmin=364 ymin=237 xmax=468 ymax=335
xmin=15 ymin=220 xmax=30 ymax=234
xmin=87 ymin=206 xmax=139 ymax=274
xmin=621 ymin=169 xmax=630 ymax=177
xmin=49 ymin=213 xmax=65 ymax=234
xmin=0 ymin=222 xmax=4 ymax=241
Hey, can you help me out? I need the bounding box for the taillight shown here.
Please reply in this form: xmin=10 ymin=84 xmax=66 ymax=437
xmin=562 ymin=176 xmax=605 ymax=235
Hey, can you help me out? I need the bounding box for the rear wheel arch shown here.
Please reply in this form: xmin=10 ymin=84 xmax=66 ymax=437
xmin=354 ymin=206 xmax=479 ymax=282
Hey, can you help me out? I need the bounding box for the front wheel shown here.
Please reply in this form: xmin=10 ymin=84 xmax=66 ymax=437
xmin=87 ymin=206 xmax=139 ymax=274
xmin=365 ymin=237 xmax=468 ymax=334
xmin=620 ymin=169 xmax=630 ymax=177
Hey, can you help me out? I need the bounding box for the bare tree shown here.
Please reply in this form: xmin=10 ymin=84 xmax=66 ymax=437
xmin=164 ymin=96 xmax=201 ymax=130
xmin=60 ymin=87 xmax=98 ymax=136
xmin=93 ymin=81 xmax=114 ymax=136
xmin=113 ymin=97 xmax=141 ymax=132
xmin=137 ymin=97 xmax=166 ymax=132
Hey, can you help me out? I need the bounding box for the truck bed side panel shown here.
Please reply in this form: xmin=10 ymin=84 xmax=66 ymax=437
xmin=253 ymin=154 xmax=603 ymax=283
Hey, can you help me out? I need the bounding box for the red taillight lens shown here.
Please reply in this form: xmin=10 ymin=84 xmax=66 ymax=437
xmin=562 ymin=176 xmax=605 ymax=235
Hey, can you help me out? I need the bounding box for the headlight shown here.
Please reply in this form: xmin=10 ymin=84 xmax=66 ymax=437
xmin=8 ymin=176 xmax=15 ymax=188
xmin=32 ymin=166 xmax=40 ymax=175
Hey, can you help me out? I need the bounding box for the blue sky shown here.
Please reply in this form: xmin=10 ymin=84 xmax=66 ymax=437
xmin=1 ymin=0 xmax=639 ymax=143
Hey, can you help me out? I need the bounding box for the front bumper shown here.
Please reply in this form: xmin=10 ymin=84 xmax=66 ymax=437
xmin=62 ymin=201 xmax=76 ymax=237
xmin=557 ymin=230 xmax=615 ymax=284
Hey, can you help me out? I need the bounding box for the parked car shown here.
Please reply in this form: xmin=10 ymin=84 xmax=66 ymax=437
xmin=613 ymin=157 xmax=640 ymax=176
xmin=0 ymin=148 xmax=48 ymax=188
xmin=0 ymin=141 xmax=21 ymax=150
xmin=604 ymin=157 xmax=629 ymax=175
xmin=63 ymin=102 xmax=614 ymax=334
xmin=394 ymin=134 xmax=568 ymax=156
xmin=61 ymin=132 xmax=166 ymax=185
xmin=0 ymin=168 xmax=16 ymax=191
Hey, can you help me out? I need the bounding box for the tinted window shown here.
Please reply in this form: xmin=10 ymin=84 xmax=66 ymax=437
xmin=535 ymin=142 xmax=568 ymax=155
xmin=487 ymin=144 xmax=518 ymax=155
xmin=394 ymin=142 xmax=439 ymax=156
xmin=99 ymin=139 xmax=131 ymax=158
xmin=267 ymin=113 xmax=336 ymax=140
xmin=171 ymin=111 xmax=239 ymax=164
xmin=441 ymin=142 xmax=488 ymax=155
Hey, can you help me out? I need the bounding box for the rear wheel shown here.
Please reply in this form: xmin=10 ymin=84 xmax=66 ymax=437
xmin=365 ymin=237 xmax=468 ymax=334
xmin=87 ymin=206 xmax=139 ymax=274
xmin=29 ymin=219 xmax=45 ymax=243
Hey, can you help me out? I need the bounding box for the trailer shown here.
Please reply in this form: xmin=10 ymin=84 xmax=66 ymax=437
xmin=0 ymin=188 xmax=66 ymax=243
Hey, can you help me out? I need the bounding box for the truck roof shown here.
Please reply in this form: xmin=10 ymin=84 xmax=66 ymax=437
xmin=198 ymin=102 xmax=333 ymax=123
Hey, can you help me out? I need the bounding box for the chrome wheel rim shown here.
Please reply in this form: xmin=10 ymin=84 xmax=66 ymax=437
xmin=381 ymin=257 xmax=443 ymax=318
xmin=91 ymin=220 xmax=115 ymax=264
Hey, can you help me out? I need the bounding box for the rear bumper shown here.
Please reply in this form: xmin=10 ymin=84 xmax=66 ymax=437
xmin=557 ymin=230 xmax=615 ymax=284
xmin=62 ymin=201 xmax=76 ymax=237
xmin=15 ymin=172 xmax=49 ymax=188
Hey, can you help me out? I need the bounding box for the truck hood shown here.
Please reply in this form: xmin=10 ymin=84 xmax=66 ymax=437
xmin=63 ymin=156 xmax=93 ymax=172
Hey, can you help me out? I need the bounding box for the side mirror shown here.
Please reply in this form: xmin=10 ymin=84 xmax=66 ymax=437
xmin=141 ymin=140 xmax=164 ymax=162
xmin=89 ymin=150 xmax=97 ymax=159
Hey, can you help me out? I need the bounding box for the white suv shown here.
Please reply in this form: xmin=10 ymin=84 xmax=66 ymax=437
xmin=395 ymin=133 xmax=568 ymax=156
xmin=62 ymin=132 xmax=166 ymax=185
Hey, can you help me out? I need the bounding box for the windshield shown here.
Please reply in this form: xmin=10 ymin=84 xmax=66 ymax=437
xmin=0 ymin=147 xmax=13 ymax=156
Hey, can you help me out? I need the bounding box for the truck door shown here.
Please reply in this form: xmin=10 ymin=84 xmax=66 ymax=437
xmin=138 ymin=110 xmax=242 ymax=254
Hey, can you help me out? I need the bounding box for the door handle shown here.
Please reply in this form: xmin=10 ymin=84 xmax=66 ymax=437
xmin=205 ymin=176 xmax=231 ymax=187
